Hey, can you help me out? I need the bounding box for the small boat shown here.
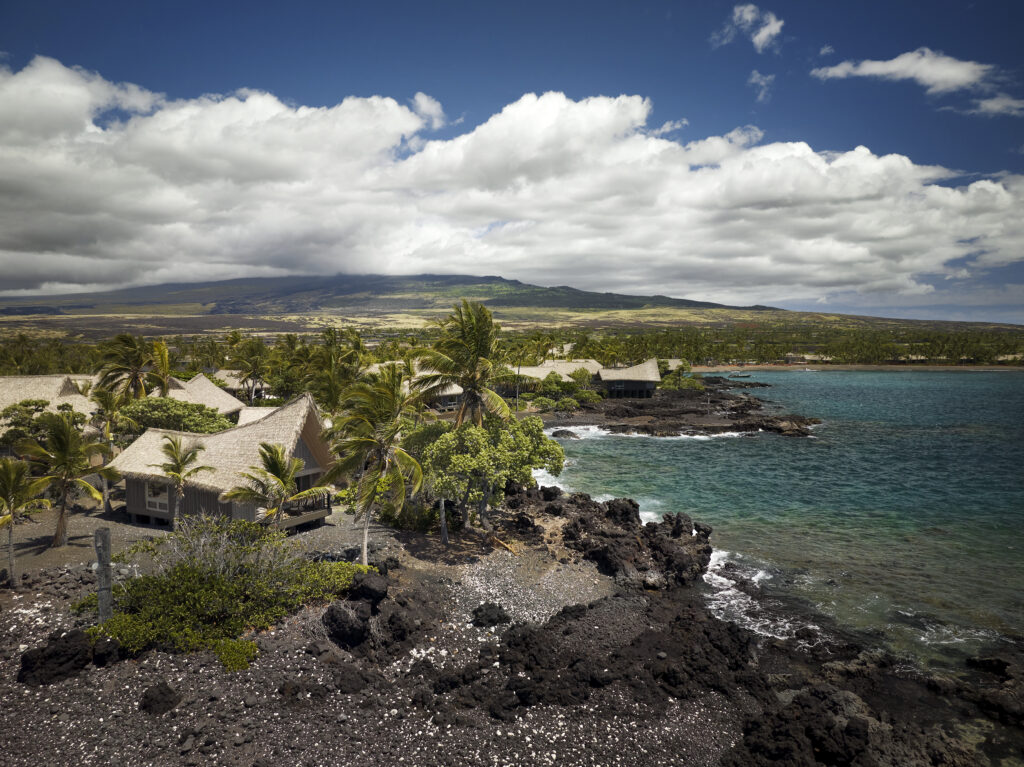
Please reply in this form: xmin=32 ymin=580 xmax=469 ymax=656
xmin=728 ymin=372 xmax=751 ymax=378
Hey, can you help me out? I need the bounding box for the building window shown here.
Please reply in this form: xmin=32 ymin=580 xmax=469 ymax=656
xmin=146 ymin=483 xmax=169 ymax=512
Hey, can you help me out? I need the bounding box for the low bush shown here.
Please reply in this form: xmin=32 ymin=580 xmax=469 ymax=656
xmin=81 ymin=517 xmax=371 ymax=669
xmin=554 ymin=397 xmax=579 ymax=412
xmin=532 ymin=396 xmax=556 ymax=412
xmin=574 ymin=389 xmax=603 ymax=404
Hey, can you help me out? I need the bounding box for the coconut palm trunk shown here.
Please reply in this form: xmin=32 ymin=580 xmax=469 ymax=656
xmin=53 ymin=484 xmax=70 ymax=548
xmin=438 ymin=497 xmax=449 ymax=546
xmin=7 ymin=522 xmax=14 ymax=591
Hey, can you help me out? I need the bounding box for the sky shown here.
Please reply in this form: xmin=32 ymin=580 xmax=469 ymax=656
xmin=1 ymin=1 xmax=1023 ymax=323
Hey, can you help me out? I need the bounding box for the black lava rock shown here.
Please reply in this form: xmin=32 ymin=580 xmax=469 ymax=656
xmin=139 ymin=681 xmax=182 ymax=716
xmin=349 ymin=571 xmax=390 ymax=606
xmin=471 ymin=602 xmax=512 ymax=627
xmin=323 ymin=601 xmax=370 ymax=649
xmin=18 ymin=629 xmax=92 ymax=686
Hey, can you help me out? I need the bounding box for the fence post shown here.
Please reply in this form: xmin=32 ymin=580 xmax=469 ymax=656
xmin=94 ymin=527 xmax=112 ymax=623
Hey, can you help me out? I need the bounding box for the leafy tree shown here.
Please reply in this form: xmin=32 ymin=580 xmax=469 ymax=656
xmin=660 ymin=367 xmax=704 ymax=391
xmin=149 ymin=436 xmax=214 ymax=519
xmin=0 ymin=458 xmax=51 ymax=589
xmin=422 ymin=416 xmax=563 ymax=542
xmin=418 ymin=300 xmax=511 ymax=426
xmin=0 ymin=399 xmax=52 ymax=448
xmin=119 ymin=398 xmax=233 ymax=434
xmin=323 ymin=364 xmax=423 ymax=564
xmin=16 ymin=411 xmax=116 ymax=547
xmin=97 ymin=333 xmax=154 ymax=399
xmin=222 ymin=443 xmax=329 ymax=529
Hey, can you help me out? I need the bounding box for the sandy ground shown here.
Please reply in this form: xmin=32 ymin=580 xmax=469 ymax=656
xmin=1 ymin=496 xmax=393 ymax=596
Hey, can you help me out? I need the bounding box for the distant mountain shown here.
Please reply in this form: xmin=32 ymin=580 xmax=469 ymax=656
xmin=0 ymin=274 xmax=777 ymax=315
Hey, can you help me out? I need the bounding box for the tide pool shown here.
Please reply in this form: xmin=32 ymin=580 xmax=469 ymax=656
xmin=542 ymin=370 xmax=1024 ymax=662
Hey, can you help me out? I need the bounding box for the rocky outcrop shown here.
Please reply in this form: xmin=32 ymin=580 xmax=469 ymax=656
xmin=528 ymin=491 xmax=713 ymax=589
xmin=543 ymin=379 xmax=821 ymax=438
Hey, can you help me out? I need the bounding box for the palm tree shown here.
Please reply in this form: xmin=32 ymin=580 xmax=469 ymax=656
xmin=222 ymin=443 xmax=329 ymax=529
xmin=149 ymin=436 xmax=213 ymax=521
xmin=306 ymin=343 xmax=360 ymax=414
xmin=147 ymin=340 xmax=173 ymax=397
xmin=97 ymin=333 xmax=154 ymax=399
xmin=418 ymin=300 xmax=511 ymax=427
xmin=323 ymin=364 xmax=423 ymax=565
xmin=501 ymin=339 xmax=532 ymax=413
xmin=230 ymin=338 xmax=269 ymax=404
xmin=16 ymin=412 xmax=116 ymax=548
xmin=0 ymin=458 xmax=51 ymax=590
xmin=90 ymin=388 xmax=138 ymax=513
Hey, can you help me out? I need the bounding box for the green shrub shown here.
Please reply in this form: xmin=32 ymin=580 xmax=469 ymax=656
xmin=213 ymin=639 xmax=259 ymax=672
xmin=83 ymin=517 xmax=371 ymax=670
xmin=575 ymin=389 xmax=602 ymax=404
xmin=660 ymin=368 xmax=705 ymax=391
xmin=554 ymin=397 xmax=579 ymax=412
xmin=532 ymin=396 xmax=556 ymax=412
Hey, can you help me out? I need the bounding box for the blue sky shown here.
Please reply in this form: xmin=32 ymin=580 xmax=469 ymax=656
xmin=2 ymin=1 xmax=1023 ymax=322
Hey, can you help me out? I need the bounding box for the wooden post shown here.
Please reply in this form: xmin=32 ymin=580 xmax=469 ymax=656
xmin=94 ymin=527 xmax=113 ymax=623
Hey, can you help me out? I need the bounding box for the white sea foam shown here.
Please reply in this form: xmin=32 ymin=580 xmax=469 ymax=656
xmin=545 ymin=425 xmax=749 ymax=441
xmin=703 ymin=550 xmax=821 ymax=642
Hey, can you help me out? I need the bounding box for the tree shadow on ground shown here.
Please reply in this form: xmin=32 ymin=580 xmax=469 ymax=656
xmin=393 ymin=529 xmax=484 ymax=566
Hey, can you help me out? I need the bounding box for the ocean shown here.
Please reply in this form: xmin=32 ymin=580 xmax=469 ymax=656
xmin=537 ymin=369 xmax=1024 ymax=666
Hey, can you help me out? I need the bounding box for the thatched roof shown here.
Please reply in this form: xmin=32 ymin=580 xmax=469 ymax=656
xmin=236 ymin=406 xmax=276 ymax=425
xmin=512 ymin=360 xmax=600 ymax=383
xmin=598 ymin=358 xmax=662 ymax=383
xmin=0 ymin=375 xmax=95 ymax=417
xmin=214 ymin=369 xmax=247 ymax=390
xmin=108 ymin=393 xmax=332 ymax=497
xmin=539 ymin=359 xmax=603 ymax=375
xmin=365 ymin=362 xmax=464 ymax=398
xmin=164 ymin=373 xmax=245 ymax=415
xmin=511 ymin=365 xmax=564 ymax=382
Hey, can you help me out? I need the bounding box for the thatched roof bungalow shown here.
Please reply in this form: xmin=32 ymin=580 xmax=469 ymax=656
xmin=0 ymin=375 xmax=95 ymax=417
xmin=165 ymin=373 xmax=246 ymax=416
xmin=107 ymin=394 xmax=333 ymax=529
xmin=597 ymin=358 xmax=661 ymax=398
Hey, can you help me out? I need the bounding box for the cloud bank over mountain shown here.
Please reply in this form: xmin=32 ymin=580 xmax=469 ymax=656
xmin=1 ymin=56 xmax=1022 ymax=312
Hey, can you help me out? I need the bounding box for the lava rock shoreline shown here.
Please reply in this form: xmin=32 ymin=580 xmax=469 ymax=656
xmin=1 ymin=486 xmax=1021 ymax=766
xmin=542 ymin=377 xmax=821 ymax=437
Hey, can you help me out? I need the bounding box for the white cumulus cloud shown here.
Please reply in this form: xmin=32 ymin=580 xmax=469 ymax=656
xmin=711 ymin=4 xmax=785 ymax=54
xmin=1 ymin=56 xmax=1022 ymax=313
xmin=811 ymin=47 xmax=993 ymax=94
xmin=967 ymin=93 xmax=1024 ymax=117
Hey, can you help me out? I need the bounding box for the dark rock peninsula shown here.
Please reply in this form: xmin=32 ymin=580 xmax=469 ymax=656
xmin=542 ymin=376 xmax=821 ymax=437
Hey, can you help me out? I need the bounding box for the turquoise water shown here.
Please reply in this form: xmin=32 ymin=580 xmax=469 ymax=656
xmin=542 ymin=370 xmax=1024 ymax=662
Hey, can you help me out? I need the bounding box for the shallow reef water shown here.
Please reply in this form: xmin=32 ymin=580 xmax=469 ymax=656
xmin=542 ymin=369 xmax=1024 ymax=663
